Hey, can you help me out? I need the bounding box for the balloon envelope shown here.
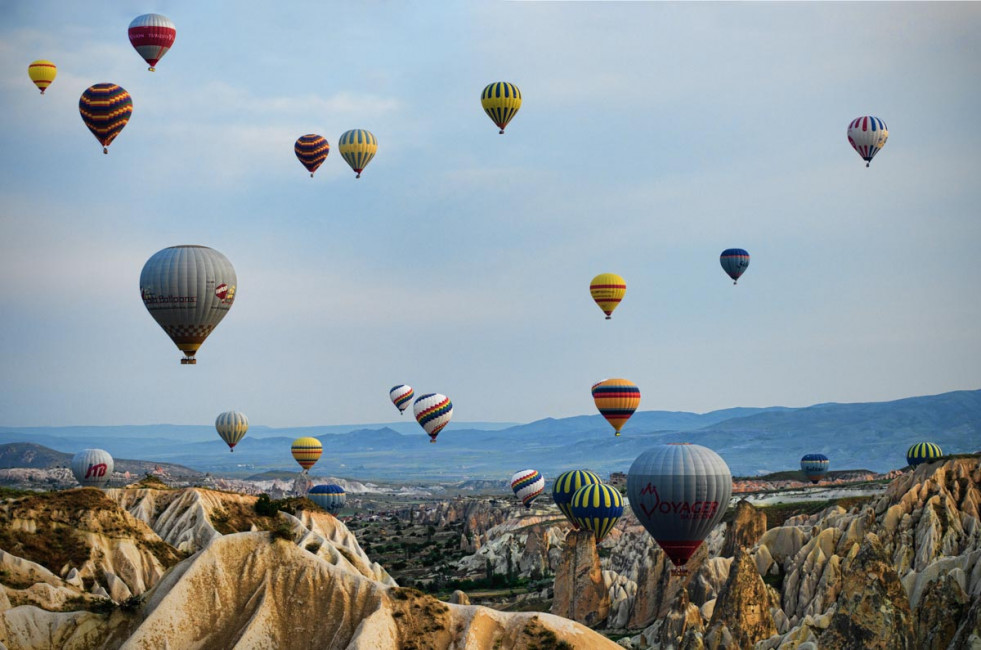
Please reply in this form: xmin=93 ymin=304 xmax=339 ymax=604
xmin=906 ymin=442 xmax=942 ymax=467
xmin=78 ymin=84 xmax=133 ymax=153
xmin=569 ymin=483 xmax=623 ymax=543
xmin=71 ymin=449 xmax=113 ymax=488
xmin=140 ymin=245 xmax=237 ymax=364
xmin=389 ymin=385 xmax=414 ymax=414
xmin=589 ymin=273 xmax=626 ymax=319
xmin=291 ymin=437 xmax=323 ymax=472
xmin=800 ymin=453 xmax=829 ymax=484
xmin=627 ymin=443 xmax=732 ymax=567
xmin=413 ymin=393 xmax=453 ymax=443
xmin=28 ymin=60 xmax=56 ymax=94
xmin=592 ymin=378 xmax=640 ymax=436
xmin=552 ymin=470 xmax=601 ymax=529
xmin=847 ymin=116 xmax=888 ymax=167
xmin=308 ymin=484 xmax=346 ymax=515
xmin=338 ymin=129 xmax=377 ymax=178
xmin=720 ymin=249 xmax=750 ymax=284
xmin=128 ymin=14 xmax=176 ymax=71
xmin=215 ymin=411 xmax=248 ymax=451
xmin=295 ymin=134 xmax=329 ymax=176
xmin=481 ymin=82 xmax=522 ymax=134
xmin=510 ymin=469 xmax=545 ymax=508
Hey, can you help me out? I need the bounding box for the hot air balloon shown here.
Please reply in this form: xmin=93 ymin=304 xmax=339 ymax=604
xmin=589 ymin=273 xmax=626 ymax=320
xmin=592 ymin=378 xmax=640 ymax=436
xmin=627 ymin=443 xmax=732 ymax=571
xmin=308 ymin=484 xmax=346 ymax=515
xmin=720 ymin=249 xmax=750 ymax=285
xmin=140 ymin=246 xmax=237 ymax=364
xmin=291 ymin=437 xmax=323 ymax=473
xmin=906 ymin=442 xmax=942 ymax=467
xmin=295 ymin=134 xmax=329 ymax=177
xmin=481 ymin=82 xmax=522 ymax=134
xmin=338 ymin=129 xmax=377 ymax=178
xmin=71 ymin=449 xmax=114 ymax=488
xmin=215 ymin=411 xmax=248 ymax=452
xmin=79 ymin=84 xmax=133 ymax=154
xmin=552 ymin=470 xmax=601 ymax=529
xmin=510 ymin=469 xmax=545 ymax=509
xmin=800 ymin=453 xmax=829 ymax=484
xmin=28 ymin=60 xmax=56 ymax=94
xmin=413 ymin=393 xmax=452 ymax=443
xmin=847 ymin=116 xmax=888 ymax=168
xmin=128 ymin=14 xmax=176 ymax=71
xmin=389 ymin=385 xmax=414 ymax=415
xmin=569 ymin=483 xmax=623 ymax=543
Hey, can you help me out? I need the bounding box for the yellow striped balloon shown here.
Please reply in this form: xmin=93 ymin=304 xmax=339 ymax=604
xmin=589 ymin=273 xmax=626 ymax=319
xmin=215 ymin=411 xmax=248 ymax=452
xmin=906 ymin=442 xmax=942 ymax=467
xmin=552 ymin=470 xmax=601 ymax=529
xmin=481 ymin=82 xmax=521 ymax=134
xmin=338 ymin=129 xmax=377 ymax=178
xmin=291 ymin=436 xmax=323 ymax=472
xmin=28 ymin=60 xmax=57 ymax=94
xmin=569 ymin=483 xmax=623 ymax=543
xmin=592 ymin=378 xmax=641 ymax=436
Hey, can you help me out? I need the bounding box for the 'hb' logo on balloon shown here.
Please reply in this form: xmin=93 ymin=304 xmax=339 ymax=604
xmin=85 ymin=463 xmax=108 ymax=478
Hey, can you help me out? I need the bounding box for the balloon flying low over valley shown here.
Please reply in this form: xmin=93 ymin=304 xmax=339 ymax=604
xmin=0 ymin=2 xmax=979 ymax=432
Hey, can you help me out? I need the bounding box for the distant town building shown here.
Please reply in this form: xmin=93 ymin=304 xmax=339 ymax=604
xmin=609 ymin=472 xmax=627 ymax=487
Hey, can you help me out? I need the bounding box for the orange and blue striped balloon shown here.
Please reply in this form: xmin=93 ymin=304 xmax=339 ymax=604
xmin=78 ymin=84 xmax=133 ymax=154
xmin=592 ymin=378 xmax=641 ymax=436
xmin=906 ymin=442 xmax=942 ymax=467
xmin=295 ymin=134 xmax=329 ymax=177
xmin=569 ymin=483 xmax=623 ymax=543
xmin=552 ymin=470 xmax=601 ymax=528
xmin=291 ymin=436 xmax=323 ymax=472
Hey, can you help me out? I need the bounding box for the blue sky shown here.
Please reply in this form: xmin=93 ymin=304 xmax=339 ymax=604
xmin=1 ymin=1 xmax=979 ymax=427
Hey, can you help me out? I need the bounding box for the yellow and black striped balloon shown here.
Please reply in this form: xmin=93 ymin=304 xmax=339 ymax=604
xmin=480 ymin=82 xmax=521 ymax=134
xmin=552 ymin=470 xmax=601 ymax=529
xmin=78 ymin=83 xmax=133 ymax=154
xmin=569 ymin=483 xmax=623 ymax=543
xmin=294 ymin=134 xmax=329 ymax=177
xmin=906 ymin=442 xmax=942 ymax=467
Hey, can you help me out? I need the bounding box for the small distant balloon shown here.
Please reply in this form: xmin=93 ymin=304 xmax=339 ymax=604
xmin=800 ymin=453 xmax=829 ymax=484
xmin=338 ymin=129 xmax=377 ymax=178
xmin=79 ymin=84 xmax=133 ymax=154
xmin=308 ymin=484 xmax=346 ymax=515
xmin=295 ymin=134 xmax=329 ymax=177
xmin=71 ymin=449 xmax=114 ymax=488
xmin=592 ymin=378 xmax=640 ymax=436
xmin=128 ymin=14 xmax=176 ymax=71
xmin=906 ymin=442 xmax=942 ymax=467
xmin=569 ymin=483 xmax=623 ymax=543
xmin=389 ymin=385 xmax=414 ymax=415
xmin=28 ymin=60 xmax=56 ymax=94
xmin=589 ymin=273 xmax=626 ymax=320
xmin=481 ymin=82 xmax=522 ymax=134
xmin=720 ymin=248 xmax=750 ymax=285
xmin=215 ymin=411 xmax=249 ymax=452
xmin=291 ymin=437 xmax=323 ymax=473
xmin=552 ymin=470 xmax=601 ymax=529
xmin=510 ymin=469 xmax=545 ymax=509
xmin=847 ymin=116 xmax=888 ymax=168
xmin=413 ymin=393 xmax=453 ymax=443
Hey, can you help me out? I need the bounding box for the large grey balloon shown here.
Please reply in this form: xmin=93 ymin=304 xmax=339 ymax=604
xmin=626 ymin=443 xmax=732 ymax=567
xmin=140 ymin=245 xmax=237 ymax=364
xmin=71 ymin=448 xmax=114 ymax=488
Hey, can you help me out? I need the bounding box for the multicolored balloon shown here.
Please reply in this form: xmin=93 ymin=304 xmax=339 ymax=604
xmin=720 ymin=249 xmax=750 ymax=285
xmin=389 ymin=385 xmax=414 ymax=415
xmin=71 ymin=449 xmax=114 ymax=488
xmin=294 ymin=134 xmax=329 ymax=177
xmin=28 ymin=60 xmax=56 ymax=94
xmin=215 ymin=411 xmax=249 ymax=452
xmin=569 ymin=483 xmax=623 ymax=543
xmin=847 ymin=116 xmax=888 ymax=168
xmin=128 ymin=14 xmax=177 ymax=71
xmin=510 ymin=469 xmax=545 ymax=509
xmin=413 ymin=393 xmax=453 ymax=443
xmin=800 ymin=453 xmax=829 ymax=484
xmin=552 ymin=470 xmax=601 ymax=529
xmin=627 ymin=443 xmax=732 ymax=569
xmin=308 ymin=484 xmax=346 ymax=515
xmin=906 ymin=442 xmax=942 ymax=467
xmin=79 ymin=84 xmax=133 ymax=154
xmin=589 ymin=273 xmax=626 ymax=320
xmin=338 ymin=129 xmax=377 ymax=178
xmin=291 ymin=437 xmax=323 ymax=472
xmin=592 ymin=378 xmax=640 ymax=436
xmin=481 ymin=82 xmax=522 ymax=134
xmin=140 ymin=246 xmax=237 ymax=364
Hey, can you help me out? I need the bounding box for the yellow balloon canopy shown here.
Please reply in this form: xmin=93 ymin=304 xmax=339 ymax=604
xmin=28 ymin=60 xmax=57 ymax=94
xmin=590 ymin=273 xmax=626 ymax=319
xmin=481 ymin=82 xmax=521 ymax=134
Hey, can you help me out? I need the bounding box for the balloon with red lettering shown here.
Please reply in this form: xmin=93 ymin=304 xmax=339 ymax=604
xmin=552 ymin=470 xmax=601 ymax=529
xmin=71 ymin=449 xmax=114 ymax=488
xmin=389 ymin=385 xmax=414 ymax=415
xmin=140 ymin=246 xmax=237 ymax=365
xmin=413 ymin=393 xmax=453 ymax=443
xmin=291 ymin=437 xmax=323 ymax=473
xmin=128 ymin=14 xmax=176 ymax=71
xmin=215 ymin=411 xmax=248 ymax=452
xmin=569 ymin=483 xmax=623 ymax=543
xmin=626 ymin=443 xmax=732 ymax=569
xmin=510 ymin=469 xmax=545 ymax=508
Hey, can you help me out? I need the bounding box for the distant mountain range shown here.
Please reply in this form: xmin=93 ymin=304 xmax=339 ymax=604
xmin=1 ymin=390 xmax=978 ymax=481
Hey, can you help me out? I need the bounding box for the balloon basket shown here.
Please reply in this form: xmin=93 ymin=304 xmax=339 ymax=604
xmin=180 ymin=358 xmax=197 ymax=365
xmin=670 ymin=567 xmax=689 ymax=577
